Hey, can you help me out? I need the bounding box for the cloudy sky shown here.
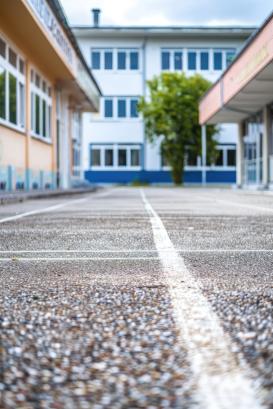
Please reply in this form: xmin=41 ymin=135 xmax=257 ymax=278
xmin=60 ymin=0 xmax=272 ymax=27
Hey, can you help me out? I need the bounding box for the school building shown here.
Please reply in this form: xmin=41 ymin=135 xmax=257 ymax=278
xmin=73 ymin=10 xmax=254 ymax=185
xmin=200 ymin=11 xmax=273 ymax=189
xmin=0 ymin=0 xmax=100 ymax=192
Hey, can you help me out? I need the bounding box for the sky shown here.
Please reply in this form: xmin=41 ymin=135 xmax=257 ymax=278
xmin=60 ymin=0 xmax=273 ymax=27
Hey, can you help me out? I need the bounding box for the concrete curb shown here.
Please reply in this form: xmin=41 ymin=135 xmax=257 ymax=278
xmin=0 ymin=187 xmax=100 ymax=205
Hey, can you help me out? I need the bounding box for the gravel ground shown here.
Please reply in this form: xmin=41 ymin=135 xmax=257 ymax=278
xmin=1 ymin=187 xmax=273 ymax=408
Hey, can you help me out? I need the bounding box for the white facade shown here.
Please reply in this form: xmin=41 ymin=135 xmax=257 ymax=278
xmin=73 ymin=23 xmax=255 ymax=184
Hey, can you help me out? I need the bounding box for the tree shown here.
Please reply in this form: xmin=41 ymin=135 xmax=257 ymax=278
xmin=138 ymin=72 xmax=219 ymax=184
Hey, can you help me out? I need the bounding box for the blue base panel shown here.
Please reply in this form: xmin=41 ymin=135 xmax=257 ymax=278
xmin=85 ymin=170 xmax=236 ymax=184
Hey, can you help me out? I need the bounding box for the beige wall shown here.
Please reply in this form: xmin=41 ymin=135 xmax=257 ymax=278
xmin=0 ymin=126 xmax=26 ymax=168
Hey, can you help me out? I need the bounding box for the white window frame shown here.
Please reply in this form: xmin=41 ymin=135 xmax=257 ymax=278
xmin=90 ymin=48 xmax=141 ymax=72
xmin=30 ymin=67 xmax=52 ymax=143
xmin=101 ymin=96 xmax=140 ymax=120
xmin=90 ymin=144 xmax=142 ymax=170
xmin=0 ymin=33 xmax=26 ymax=132
xmin=161 ymin=47 xmax=237 ymax=73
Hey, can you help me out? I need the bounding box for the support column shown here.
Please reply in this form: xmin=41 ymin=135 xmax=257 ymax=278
xmin=201 ymin=125 xmax=206 ymax=186
xmin=236 ymin=122 xmax=244 ymax=188
xmin=262 ymin=105 xmax=270 ymax=188
xmin=25 ymin=61 xmax=31 ymax=191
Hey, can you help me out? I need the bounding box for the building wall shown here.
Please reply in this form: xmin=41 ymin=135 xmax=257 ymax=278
xmin=76 ymin=30 xmax=252 ymax=183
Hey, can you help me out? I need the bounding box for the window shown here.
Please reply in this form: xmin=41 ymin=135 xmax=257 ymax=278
xmin=30 ymin=68 xmax=52 ymax=140
xmin=91 ymin=51 xmax=100 ymax=69
xmin=0 ymin=36 xmax=25 ymax=129
xmin=216 ymin=149 xmax=223 ymax=166
xmin=105 ymin=149 xmax=114 ymax=166
xmin=131 ymin=149 xmax=140 ymax=166
xmin=104 ymin=51 xmax=113 ymax=70
xmin=226 ymin=51 xmax=236 ymax=67
xmin=161 ymin=51 xmax=170 ymax=70
xmin=90 ymin=145 xmax=142 ymax=168
xmin=200 ymin=51 xmax=209 ymax=70
xmin=118 ymin=149 xmax=127 ymax=166
xmin=91 ymin=149 xmax=101 ymax=166
xmin=102 ymin=97 xmax=139 ymax=119
xmin=118 ymin=99 xmax=126 ymax=118
xmin=214 ymin=51 xmax=222 ymax=70
xmin=227 ymin=149 xmax=236 ymax=166
xmin=174 ymin=52 xmax=183 ymax=70
xmin=188 ymin=52 xmax=196 ymax=70
xmin=130 ymin=99 xmax=138 ymax=118
xmin=118 ymin=51 xmax=126 ymax=70
xmin=104 ymin=99 xmax=113 ymax=118
xmin=0 ymin=66 xmax=6 ymax=119
xmin=130 ymin=51 xmax=139 ymax=70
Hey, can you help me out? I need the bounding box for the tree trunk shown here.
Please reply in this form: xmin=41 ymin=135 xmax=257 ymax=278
xmin=172 ymin=163 xmax=184 ymax=185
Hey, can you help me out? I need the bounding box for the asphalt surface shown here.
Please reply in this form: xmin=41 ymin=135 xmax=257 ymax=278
xmin=0 ymin=187 xmax=273 ymax=408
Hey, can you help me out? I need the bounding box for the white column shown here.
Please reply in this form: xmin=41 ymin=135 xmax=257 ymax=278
xmin=262 ymin=105 xmax=270 ymax=188
xmin=201 ymin=125 xmax=207 ymax=185
xmin=236 ymin=122 xmax=244 ymax=188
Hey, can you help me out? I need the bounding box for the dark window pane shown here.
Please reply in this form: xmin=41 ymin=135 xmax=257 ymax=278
xmin=0 ymin=66 xmax=6 ymax=119
xmin=19 ymin=59 xmax=25 ymax=74
xmin=0 ymin=38 xmax=6 ymax=58
xmin=131 ymin=149 xmax=140 ymax=166
xmin=214 ymin=52 xmax=222 ymax=70
xmin=8 ymin=48 xmax=17 ymax=68
xmin=42 ymin=99 xmax=46 ymax=137
xmin=118 ymin=99 xmax=126 ymax=118
xmin=118 ymin=52 xmax=126 ymax=69
xmin=216 ymin=149 xmax=223 ymax=166
xmin=35 ymin=94 xmax=40 ymax=134
xmin=48 ymin=106 xmax=51 ymax=139
xmin=200 ymin=52 xmax=209 ymax=70
xmin=161 ymin=51 xmax=170 ymax=70
xmin=188 ymin=52 xmax=196 ymax=70
xmin=226 ymin=51 xmax=235 ymax=67
xmin=91 ymin=51 xmax=100 ymax=69
xmin=130 ymin=51 xmax=139 ymax=70
xmin=105 ymin=149 xmax=113 ymax=166
xmin=91 ymin=149 xmax=101 ymax=166
xmin=130 ymin=99 xmax=138 ymax=118
xmin=19 ymin=82 xmax=24 ymax=127
xmin=104 ymin=51 xmax=113 ymax=69
xmin=104 ymin=99 xmax=113 ymax=118
xmin=187 ymin=151 xmax=197 ymax=166
xmin=118 ymin=149 xmax=127 ymax=166
xmin=35 ymin=74 xmax=40 ymax=88
xmin=227 ymin=149 xmax=236 ymax=166
xmin=174 ymin=52 xmax=182 ymax=70
xmin=9 ymin=73 xmax=17 ymax=124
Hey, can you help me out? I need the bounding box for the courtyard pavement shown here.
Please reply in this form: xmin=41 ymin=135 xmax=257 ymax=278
xmin=0 ymin=187 xmax=273 ymax=408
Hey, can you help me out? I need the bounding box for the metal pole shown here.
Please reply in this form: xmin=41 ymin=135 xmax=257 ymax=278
xmin=202 ymin=125 xmax=207 ymax=186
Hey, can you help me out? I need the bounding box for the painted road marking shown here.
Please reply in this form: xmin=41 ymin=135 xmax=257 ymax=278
xmin=140 ymin=189 xmax=263 ymax=409
xmin=0 ymin=198 xmax=87 ymax=224
xmin=0 ymin=257 xmax=160 ymax=261
xmin=0 ymin=249 xmax=273 ymax=254
xmin=0 ymin=188 xmax=118 ymax=224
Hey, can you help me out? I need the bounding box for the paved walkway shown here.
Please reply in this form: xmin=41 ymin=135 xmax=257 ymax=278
xmin=1 ymin=187 xmax=273 ymax=408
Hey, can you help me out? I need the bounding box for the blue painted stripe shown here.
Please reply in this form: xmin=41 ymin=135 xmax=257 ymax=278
xmin=85 ymin=170 xmax=236 ymax=184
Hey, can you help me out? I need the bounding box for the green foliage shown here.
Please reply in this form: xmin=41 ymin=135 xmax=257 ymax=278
xmin=138 ymin=72 xmax=219 ymax=184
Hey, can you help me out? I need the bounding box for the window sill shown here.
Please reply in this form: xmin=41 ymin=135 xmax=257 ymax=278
xmin=31 ymin=133 xmax=52 ymax=145
xmin=0 ymin=119 xmax=26 ymax=134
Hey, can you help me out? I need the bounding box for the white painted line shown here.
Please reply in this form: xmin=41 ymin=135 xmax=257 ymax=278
xmin=0 ymin=249 xmax=273 ymax=254
xmin=140 ymin=189 xmax=263 ymax=409
xmin=0 ymin=188 xmax=119 ymax=224
xmin=0 ymin=257 xmax=159 ymax=262
xmin=218 ymin=199 xmax=273 ymax=213
xmin=0 ymin=198 xmax=87 ymax=224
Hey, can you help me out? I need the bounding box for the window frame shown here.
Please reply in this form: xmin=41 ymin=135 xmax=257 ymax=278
xmin=0 ymin=34 xmax=26 ymax=132
xmin=90 ymin=48 xmax=141 ymax=72
xmin=89 ymin=144 xmax=142 ymax=170
xmin=30 ymin=67 xmax=52 ymax=142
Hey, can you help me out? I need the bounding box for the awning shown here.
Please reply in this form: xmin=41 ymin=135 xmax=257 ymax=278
xmin=199 ymin=11 xmax=273 ymax=125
